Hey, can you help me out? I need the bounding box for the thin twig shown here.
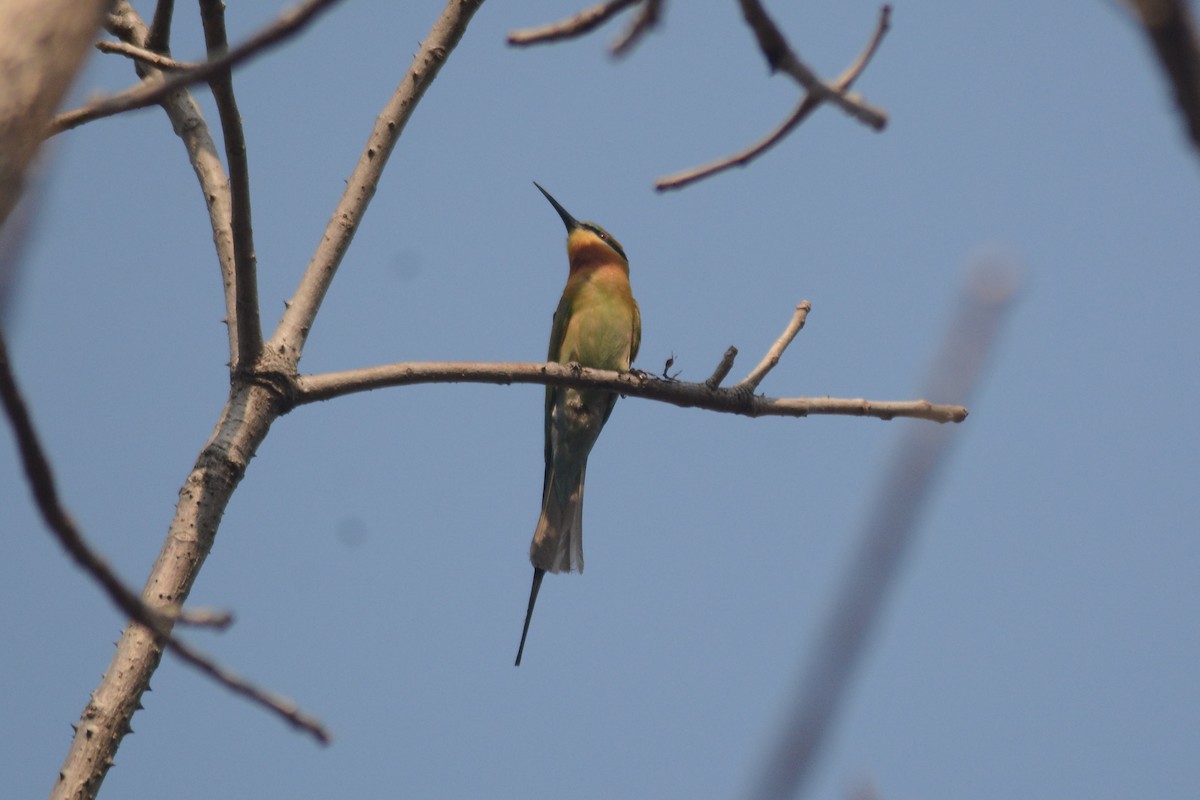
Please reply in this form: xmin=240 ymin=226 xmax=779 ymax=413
xmin=656 ymin=98 xmax=816 ymax=191
xmin=748 ymin=260 xmax=1020 ymax=800
xmin=200 ymin=0 xmax=263 ymax=370
xmin=0 ymin=330 xmax=227 ymax=633
xmin=104 ymin=0 xmax=241 ymax=374
xmin=49 ymin=0 xmax=347 ymax=136
xmin=657 ymin=5 xmax=890 ymax=191
xmin=96 ymin=39 xmax=196 ymax=70
xmin=705 ymin=346 xmax=738 ymax=389
xmin=166 ymin=635 xmax=330 ymax=743
xmin=737 ymin=301 xmax=810 ymax=390
xmin=507 ymin=0 xmax=641 ymax=46
xmin=740 ymin=0 xmax=889 ymax=128
xmin=611 ymin=0 xmax=662 ymax=57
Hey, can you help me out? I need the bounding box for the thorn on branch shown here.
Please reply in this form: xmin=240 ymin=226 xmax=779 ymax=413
xmin=3 ymin=328 xmax=323 ymax=744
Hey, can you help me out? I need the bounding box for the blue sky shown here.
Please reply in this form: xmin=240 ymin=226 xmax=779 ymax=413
xmin=3 ymin=1 xmax=1199 ymax=798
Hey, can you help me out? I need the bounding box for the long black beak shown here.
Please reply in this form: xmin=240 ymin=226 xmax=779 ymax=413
xmin=533 ymin=182 xmax=578 ymax=232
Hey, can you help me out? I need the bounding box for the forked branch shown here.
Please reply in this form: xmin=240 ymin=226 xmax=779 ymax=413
xmin=200 ymin=0 xmax=263 ymax=369
xmin=3 ymin=330 xmax=327 ymax=744
xmin=292 ymin=302 xmax=966 ymax=425
xmin=48 ymin=0 xmax=347 ymax=136
xmin=509 ymin=1 xmax=890 ymax=189
xmin=53 ymin=3 xmax=486 ymax=795
xmin=657 ymin=5 xmax=891 ymax=191
xmin=95 ymin=40 xmax=197 ymax=71
xmin=737 ymin=301 xmax=810 ymax=391
xmin=0 ymin=332 xmax=224 ymax=635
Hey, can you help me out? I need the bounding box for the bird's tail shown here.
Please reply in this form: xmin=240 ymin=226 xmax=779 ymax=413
xmin=515 ymin=568 xmax=544 ymax=666
xmin=515 ymin=466 xmax=585 ymax=666
xmin=529 ymin=463 xmax=586 ymax=574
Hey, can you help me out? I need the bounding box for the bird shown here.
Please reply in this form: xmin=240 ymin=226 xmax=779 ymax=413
xmin=515 ymin=182 xmax=641 ymax=666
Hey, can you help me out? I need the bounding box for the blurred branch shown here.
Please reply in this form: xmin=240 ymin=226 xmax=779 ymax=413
xmin=53 ymin=2 xmax=486 ymax=796
xmin=162 ymin=636 xmax=331 ymax=744
xmin=1125 ymin=0 xmax=1200 ymax=153
xmin=611 ymin=0 xmax=662 ymax=56
xmin=738 ymin=0 xmax=888 ymax=127
xmin=656 ymin=4 xmax=890 ymax=191
xmin=48 ymin=0 xmax=347 ymax=136
xmin=507 ymin=0 xmax=642 ymax=50
xmin=0 ymin=0 xmax=108 ymax=230
xmin=95 ymin=40 xmax=197 ymax=70
xmin=0 ymin=331 xmax=227 ymax=633
xmin=510 ymin=1 xmax=888 ymax=187
xmin=7 ymin=322 xmax=329 ymax=800
xmin=748 ymin=259 xmax=1020 ymax=800
xmin=199 ymin=0 xmax=263 ymax=370
xmin=3 ymin=332 xmax=323 ymax=747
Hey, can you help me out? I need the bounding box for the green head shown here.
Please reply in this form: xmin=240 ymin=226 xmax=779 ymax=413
xmin=533 ymin=181 xmax=627 ymax=264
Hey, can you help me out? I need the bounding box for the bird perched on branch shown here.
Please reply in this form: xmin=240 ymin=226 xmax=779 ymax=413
xmin=515 ymin=182 xmax=641 ymax=666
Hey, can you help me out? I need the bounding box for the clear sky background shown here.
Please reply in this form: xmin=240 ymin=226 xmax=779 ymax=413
xmin=3 ymin=1 xmax=1199 ymax=798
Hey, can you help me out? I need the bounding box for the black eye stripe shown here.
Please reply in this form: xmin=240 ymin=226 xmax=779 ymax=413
xmin=580 ymin=222 xmax=626 ymax=261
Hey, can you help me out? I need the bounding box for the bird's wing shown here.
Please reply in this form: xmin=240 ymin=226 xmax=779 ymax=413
xmin=630 ymin=297 xmax=641 ymax=365
xmin=542 ymin=290 xmax=575 ymax=500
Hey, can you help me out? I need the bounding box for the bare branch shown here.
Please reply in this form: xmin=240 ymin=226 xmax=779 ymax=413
xmin=611 ymin=0 xmax=662 ymax=57
xmin=739 ymin=1 xmax=888 ymax=127
xmin=748 ymin=259 xmax=1020 ymax=800
xmin=54 ymin=4 xmax=486 ymax=795
xmin=166 ymin=635 xmax=330 ymax=744
xmin=1125 ymin=0 xmax=1200 ymax=154
xmin=49 ymin=0 xmax=347 ymax=136
xmin=270 ymin=0 xmax=486 ymax=365
xmin=95 ymin=39 xmax=196 ymax=70
xmin=0 ymin=333 xmax=322 ymax=749
xmin=293 ymin=360 xmax=966 ymax=424
xmin=200 ymin=0 xmax=263 ymax=370
xmin=146 ymin=0 xmax=174 ymax=54
xmin=705 ymin=346 xmax=739 ymax=389
xmin=509 ymin=1 xmax=888 ymax=187
xmin=657 ymin=5 xmax=890 ymax=191
xmin=103 ymin=0 xmax=241 ymax=374
xmin=0 ymin=330 xmax=227 ymax=634
xmin=508 ymin=0 xmax=641 ymax=47
xmin=736 ymin=301 xmax=810 ymax=390
xmin=656 ymin=98 xmax=817 ymax=191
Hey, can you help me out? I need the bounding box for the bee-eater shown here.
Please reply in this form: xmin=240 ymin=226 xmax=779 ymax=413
xmin=515 ymin=182 xmax=641 ymax=666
